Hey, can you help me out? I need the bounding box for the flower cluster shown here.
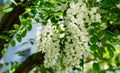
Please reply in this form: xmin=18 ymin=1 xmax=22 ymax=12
xmin=35 ymin=0 xmax=101 ymax=72
xmin=62 ymin=22 xmax=86 ymax=67
xmin=36 ymin=20 xmax=60 ymax=67
xmin=63 ymin=0 xmax=101 ymax=68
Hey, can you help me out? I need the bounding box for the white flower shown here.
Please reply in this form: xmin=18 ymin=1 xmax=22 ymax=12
xmin=95 ymin=13 xmax=101 ymax=22
xmin=91 ymin=7 xmax=98 ymax=14
xmin=36 ymin=20 xmax=61 ymax=67
xmin=97 ymin=0 xmax=101 ymax=2
xmin=35 ymin=0 xmax=102 ymax=72
xmin=80 ymin=3 xmax=88 ymax=12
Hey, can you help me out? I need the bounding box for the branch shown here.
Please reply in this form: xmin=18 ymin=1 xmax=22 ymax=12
xmin=106 ymin=24 xmax=120 ymax=32
xmin=13 ymin=52 xmax=45 ymax=73
xmin=0 ymin=0 xmax=34 ymax=59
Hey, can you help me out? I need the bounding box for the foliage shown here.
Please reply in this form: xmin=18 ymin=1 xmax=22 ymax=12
xmin=1 ymin=0 xmax=120 ymax=73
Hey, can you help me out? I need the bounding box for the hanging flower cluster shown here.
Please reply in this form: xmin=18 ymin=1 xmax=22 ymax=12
xmin=62 ymin=0 xmax=101 ymax=68
xmin=35 ymin=0 xmax=101 ymax=72
xmin=36 ymin=20 xmax=61 ymax=67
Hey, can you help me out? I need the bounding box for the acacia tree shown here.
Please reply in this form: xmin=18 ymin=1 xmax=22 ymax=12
xmin=1 ymin=0 xmax=120 ymax=73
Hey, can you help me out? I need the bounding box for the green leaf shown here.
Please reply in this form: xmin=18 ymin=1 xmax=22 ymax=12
xmin=27 ymin=24 xmax=32 ymax=31
xmin=109 ymin=50 xmax=114 ymax=58
xmin=16 ymin=34 xmax=22 ymax=42
xmin=50 ymin=0 xmax=55 ymax=3
xmin=21 ymin=19 xmax=27 ymax=26
xmin=27 ymin=18 xmax=32 ymax=24
xmin=111 ymin=38 xmax=117 ymax=43
xmin=90 ymin=44 xmax=99 ymax=51
xmin=80 ymin=59 xmax=84 ymax=67
xmin=10 ymin=40 xmax=16 ymax=47
xmin=3 ymin=7 xmax=13 ymax=13
xmin=107 ymin=44 xmax=115 ymax=51
xmin=89 ymin=28 xmax=99 ymax=35
xmin=102 ymin=0 xmax=113 ymax=8
xmin=0 ymin=63 xmax=3 ymax=68
xmin=93 ymin=63 xmax=100 ymax=71
xmin=1 ymin=47 xmax=6 ymax=55
xmin=116 ymin=62 xmax=120 ymax=66
xmin=101 ymin=47 xmax=106 ymax=53
xmin=8 ymin=30 xmax=17 ymax=34
xmin=51 ymin=16 xmax=58 ymax=24
xmin=24 ymin=8 xmax=31 ymax=14
xmin=5 ymin=62 xmax=9 ymax=66
xmin=45 ymin=15 xmax=52 ymax=21
xmin=91 ymin=22 xmax=100 ymax=27
xmin=98 ymin=48 xmax=103 ymax=58
xmin=13 ymin=24 xmax=19 ymax=30
xmin=89 ymin=29 xmax=95 ymax=35
xmin=72 ymin=67 xmax=81 ymax=71
xmin=0 ymin=35 xmax=10 ymax=41
xmin=20 ymin=28 xmax=27 ymax=37
xmin=89 ymin=36 xmax=98 ymax=44
xmin=98 ymin=30 xmax=106 ymax=39
xmin=39 ymin=65 xmax=49 ymax=73
xmin=11 ymin=0 xmax=17 ymax=5
xmin=101 ymin=36 xmax=107 ymax=45
xmin=107 ymin=44 xmax=115 ymax=58
xmin=13 ymin=24 xmax=20 ymax=30
xmin=93 ymin=52 xmax=100 ymax=58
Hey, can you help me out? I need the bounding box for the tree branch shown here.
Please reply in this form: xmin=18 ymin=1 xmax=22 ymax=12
xmin=106 ymin=24 xmax=120 ymax=32
xmin=13 ymin=52 xmax=45 ymax=73
xmin=0 ymin=0 xmax=34 ymax=59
